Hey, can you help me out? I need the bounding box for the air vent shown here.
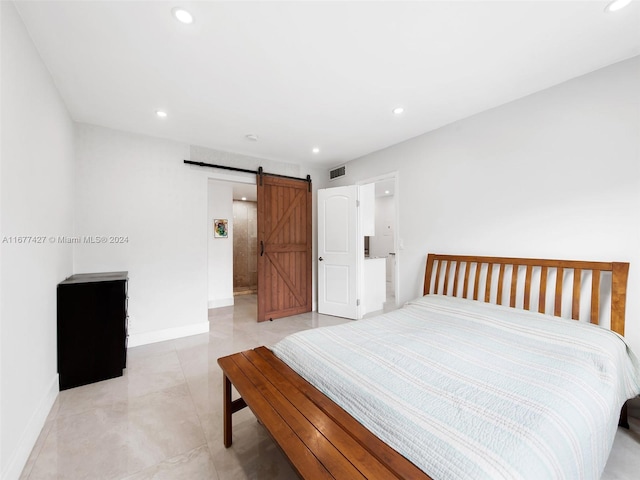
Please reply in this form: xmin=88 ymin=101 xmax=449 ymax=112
xmin=329 ymin=165 xmax=346 ymax=181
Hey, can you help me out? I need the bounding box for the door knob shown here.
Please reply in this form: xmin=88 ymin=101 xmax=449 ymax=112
xmin=319 ymin=257 xmax=324 ymax=261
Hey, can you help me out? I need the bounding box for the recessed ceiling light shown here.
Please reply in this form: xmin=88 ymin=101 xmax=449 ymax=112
xmin=392 ymin=107 xmax=404 ymax=115
xmin=385 ymin=190 xmax=390 ymax=195
xmin=312 ymin=147 xmax=320 ymax=154
xmin=172 ymin=7 xmax=194 ymax=24
xmin=245 ymin=134 xmax=258 ymax=142
xmin=156 ymin=110 xmax=167 ymax=118
xmin=605 ymin=0 xmax=632 ymax=12
xmin=241 ymin=197 xmax=247 ymax=201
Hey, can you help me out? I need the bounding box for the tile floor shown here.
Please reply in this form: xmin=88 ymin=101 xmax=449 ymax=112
xmin=19 ymin=295 xmax=640 ymax=479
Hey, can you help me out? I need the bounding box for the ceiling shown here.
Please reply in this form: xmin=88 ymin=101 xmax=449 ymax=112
xmin=374 ymin=179 xmax=395 ymax=198
xmin=14 ymin=1 xmax=640 ymax=167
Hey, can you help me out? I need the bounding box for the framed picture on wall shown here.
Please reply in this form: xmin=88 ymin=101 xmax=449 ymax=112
xmin=214 ymin=219 xmax=228 ymax=238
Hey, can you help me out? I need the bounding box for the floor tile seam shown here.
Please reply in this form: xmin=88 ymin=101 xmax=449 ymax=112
xmin=120 ymin=442 xmax=214 ymax=480
xmin=176 ymin=344 xmax=225 ymax=479
xmin=53 ymin=377 xmax=195 ymax=425
xmin=19 ymin=414 xmax=59 ymax=480
xmin=176 ymin=340 xmax=210 ymax=441
xmin=127 ymin=340 xmax=179 ymax=362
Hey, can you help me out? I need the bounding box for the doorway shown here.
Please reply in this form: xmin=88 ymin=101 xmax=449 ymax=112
xmin=232 ymin=184 xmax=258 ymax=296
xmin=359 ymin=173 xmax=399 ymax=310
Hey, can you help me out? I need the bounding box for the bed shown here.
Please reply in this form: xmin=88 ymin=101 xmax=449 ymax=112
xmin=218 ymin=254 xmax=640 ymax=479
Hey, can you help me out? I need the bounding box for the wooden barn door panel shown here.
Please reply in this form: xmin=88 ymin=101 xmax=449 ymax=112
xmin=257 ymin=175 xmax=312 ymax=322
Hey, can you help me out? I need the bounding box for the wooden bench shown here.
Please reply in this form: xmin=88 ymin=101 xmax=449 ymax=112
xmin=218 ymin=346 xmax=432 ymax=480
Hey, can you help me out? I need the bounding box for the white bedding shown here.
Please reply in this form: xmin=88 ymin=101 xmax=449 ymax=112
xmin=272 ymin=295 xmax=640 ymax=480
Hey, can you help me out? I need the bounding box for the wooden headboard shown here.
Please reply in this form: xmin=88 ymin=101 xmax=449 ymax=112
xmin=424 ymin=254 xmax=629 ymax=336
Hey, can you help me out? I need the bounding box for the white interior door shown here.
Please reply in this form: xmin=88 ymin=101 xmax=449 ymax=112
xmin=318 ymin=186 xmax=360 ymax=319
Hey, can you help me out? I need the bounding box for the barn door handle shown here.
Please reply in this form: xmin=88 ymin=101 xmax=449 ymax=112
xmin=260 ymin=241 xmax=264 ymax=256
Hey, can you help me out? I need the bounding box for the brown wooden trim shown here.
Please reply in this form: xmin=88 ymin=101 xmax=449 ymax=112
xmin=484 ymin=264 xmax=493 ymax=303
xmin=538 ymin=266 xmax=548 ymax=314
xmin=590 ymin=270 xmax=601 ymax=326
xmin=554 ymin=267 xmax=563 ymax=317
xmin=434 ymin=260 xmax=442 ymax=294
xmin=572 ymin=269 xmax=582 ymax=320
xmin=452 ymin=261 xmax=461 ymax=297
xmin=497 ymin=264 xmax=505 ymax=305
xmin=443 ymin=261 xmax=451 ymax=296
xmin=510 ymin=265 xmax=518 ymax=308
xmin=612 ymin=262 xmax=629 ymax=336
xmin=424 ymin=255 xmax=435 ymax=295
xmin=524 ymin=265 xmax=533 ymax=310
xmin=424 ymin=254 xmax=614 ymax=270
xmin=462 ymin=262 xmax=470 ymax=299
xmin=473 ymin=263 xmax=481 ymax=301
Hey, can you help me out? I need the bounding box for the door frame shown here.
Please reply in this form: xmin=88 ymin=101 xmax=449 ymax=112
xmin=356 ymin=171 xmax=400 ymax=308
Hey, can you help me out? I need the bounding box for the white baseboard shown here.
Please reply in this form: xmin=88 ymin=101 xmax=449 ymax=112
xmin=208 ymin=297 xmax=234 ymax=309
xmin=2 ymin=374 xmax=58 ymax=480
xmin=127 ymin=321 xmax=210 ymax=348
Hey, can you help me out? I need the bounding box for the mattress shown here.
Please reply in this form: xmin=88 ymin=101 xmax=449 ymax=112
xmin=272 ymin=295 xmax=640 ymax=480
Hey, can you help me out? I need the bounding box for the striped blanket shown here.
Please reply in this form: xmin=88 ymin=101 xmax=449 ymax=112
xmin=272 ymin=295 xmax=640 ymax=480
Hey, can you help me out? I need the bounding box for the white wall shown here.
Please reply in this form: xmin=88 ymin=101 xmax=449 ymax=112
xmin=335 ymin=56 xmax=640 ymax=354
xmin=207 ymin=180 xmax=234 ymax=308
xmin=74 ymin=124 xmax=208 ymax=347
xmin=0 ymin=2 xmax=75 ymax=477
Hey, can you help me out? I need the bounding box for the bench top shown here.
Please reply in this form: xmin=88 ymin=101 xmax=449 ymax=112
xmin=218 ymin=346 xmax=432 ymax=480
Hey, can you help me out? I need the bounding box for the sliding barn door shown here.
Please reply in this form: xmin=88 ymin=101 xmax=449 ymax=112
xmin=257 ymin=175 xmax=312 ymax=322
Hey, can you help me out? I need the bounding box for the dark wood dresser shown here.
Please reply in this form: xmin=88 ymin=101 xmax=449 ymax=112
xmin=57 ymin=272 xmax=128 ymax=390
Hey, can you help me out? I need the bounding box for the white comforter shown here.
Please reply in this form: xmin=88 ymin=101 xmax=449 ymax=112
xmin=272 ymin=295 xmax=640 ymax=480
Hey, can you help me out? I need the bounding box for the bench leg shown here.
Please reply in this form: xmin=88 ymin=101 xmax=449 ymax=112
xmin=224 ymin=374 xmax=233 ymax=447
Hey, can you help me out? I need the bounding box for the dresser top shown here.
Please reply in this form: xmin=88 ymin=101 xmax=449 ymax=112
xmin=59 ymin=272 xmax=128 ymax=285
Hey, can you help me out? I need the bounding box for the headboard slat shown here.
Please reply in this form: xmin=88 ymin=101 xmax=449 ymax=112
xmin=524 ymin=265 xmax=533 ymax=310
xmin=463 ymin=263 xmax=470 ymax=299
xmin=497 ymin=264 xmax=505 ymax=306
xmin=538 ymin=266 xmax=548 ymax=314
xmin=453 ymin=262 xmax=461 ymax=298
xmin=434 ymin=260 xmax=443 ymax=295
xmin=484 ymin=264 xmax=493 ymax=303
xmin=443 ymin=261 xmax=451 ymax=296
xmin=423 ymin=254 xmax=629 ymax=336
xmin=510 ymin=265 xmax=518 ymax=308
xmin=591 ymin=270 xmax=601 ymax=326
xmin=572 ymin=269 xmax=582 ymax=320
xmin=473 ymin=263 xmax=481 ymax=301
xmin=554 ymin=267 xmax=563 ymax=317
